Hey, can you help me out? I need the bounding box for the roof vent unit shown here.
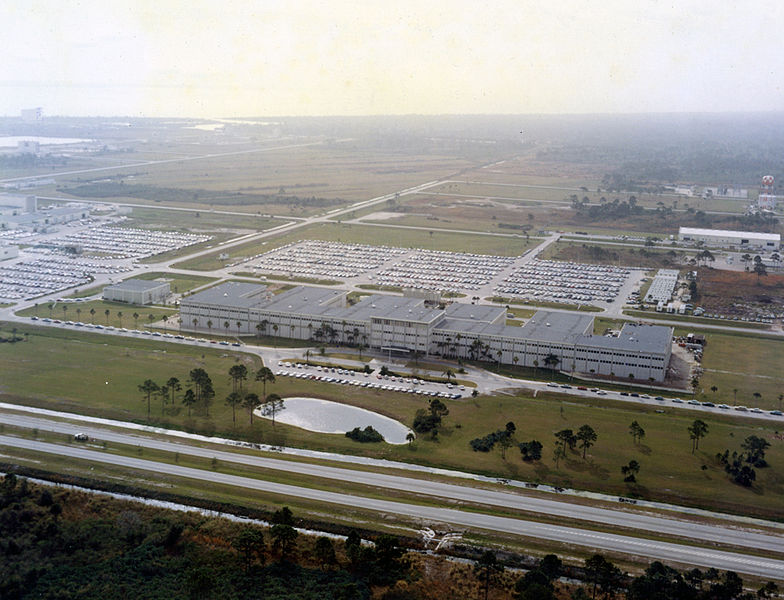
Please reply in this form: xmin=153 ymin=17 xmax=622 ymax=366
xmin=545 ymin=322 xmax=550 ymax=327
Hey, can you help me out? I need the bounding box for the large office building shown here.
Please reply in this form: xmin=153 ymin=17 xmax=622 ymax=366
xmin=103 ymin=279 xmax=171 ymax=305
xmin=181 ymin=282 xmax=673 ymax=381
xmin=678 ymin=227 xmax=780 ymax=249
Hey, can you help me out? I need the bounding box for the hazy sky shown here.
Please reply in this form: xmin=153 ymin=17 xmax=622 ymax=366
xmin=3 ymin=0 xmax=784 ymax=118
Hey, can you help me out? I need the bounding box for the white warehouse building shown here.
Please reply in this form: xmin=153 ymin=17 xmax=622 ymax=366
xmin=180 ymin=282 xmax=673 ymax=382
xmin=103 ymin=279 xmax=171 ymax=305
xmin=678 ymin=227 xmax=780 ymax=249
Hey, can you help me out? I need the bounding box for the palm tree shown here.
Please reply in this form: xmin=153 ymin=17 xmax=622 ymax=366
xmin=163 ymin=315 xmax=169 ymax=331
xmin=236 ymin=321 xmax=242 ymax=336
xmin=89 ymin=308 xmax=96 ymax=324
xmin=133 ymin=312 xmax=139 ymax=329
xmin=147 ymin=314 xmax=155 ymax=328
xmin=62 ymin=305 xmax=68 ymax=320
xmin=117 ymin=311 xmax=123 ymax=328
xmin=76 ymin=307 xmax=81 ymax=322
xmin=443 ymin=368 xmax=454 ymax=383
xmin=543 ymin=353 xmax=560 ymax=371
xmin=406 ymin=432 xmax=415 ymax=447
xmin=223 ymin=321 xmax=230 ymax=336
xmin=207 ymin=320 xmax=213 ymax=334
xmin=512 ymin=355 xmax=519 ymax=368
xmin=192 ymin=317 xmax=198 ymax=331
xmin=255 ymin=367 xmax=275 ymax=398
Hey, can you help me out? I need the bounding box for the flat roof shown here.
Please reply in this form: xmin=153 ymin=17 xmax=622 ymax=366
xmin=444 ymin=303 xmax=505 ymax=323
xmin=182 ymin=281 xmax=269 ymax=309
xmin=105 ymin=278 xmax=170 ymax=292
xmin=578 ymin=322 xmax=672 ymax=354
xmin=679 ymin=227 xmax=780 ymax=241
xmin=355 ymin=294 xmax=443 ymax=323
xmin=519 ymin=311 xmax=594 ymax=343
xmin=262 ymin=286 xmax=346 ymax=315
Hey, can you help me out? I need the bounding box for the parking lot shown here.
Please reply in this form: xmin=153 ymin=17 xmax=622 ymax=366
xmin=495 ymin=259 xmax=631 ymax=304
xmin=55 ymin=225 xmax=211 ymax=259
xmin=0 ymin=257 xmax=130 ymax=301
xmin=373 ymin=250 xmax=516 ymax=293
xmin=275 ymin=361 xmax=465 ymax=399
xmin=248 ymin=240 xmax=408 ymax=278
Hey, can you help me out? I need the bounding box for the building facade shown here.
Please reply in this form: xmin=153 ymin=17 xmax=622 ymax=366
xmin=103 ymin=279 xmax=171 ymax=305
xmin=180 ymin=282 xmax=673 ymax=382
xmin=678 ymin=227 xmax=780 ymax=249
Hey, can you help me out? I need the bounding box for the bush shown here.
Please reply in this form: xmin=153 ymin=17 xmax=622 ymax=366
xmin=469 ymin=430 xmax=509 ymax=452
xmin=345 ymin=426 xmax=384 ymax=443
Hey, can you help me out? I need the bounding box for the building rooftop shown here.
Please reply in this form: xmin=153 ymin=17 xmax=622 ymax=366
xmin=262 ymin=286 xmax=346 ymax=315
xmin=444 ymin=303 xmax=505 ymax=323
xmin=577 ymin=322 xmax=672 ymax=354
xmin=679 ymin=227 xmax=780 ymax=242
xmin=519 ymin=311 xmax=594 ymax=343
xmin=352 ymin=294 xmax=443 ymax=323
xmin=105 ymin=278 xmax=171 ymax=292
xmin=182 ymin=281 xmax=269 ymax=308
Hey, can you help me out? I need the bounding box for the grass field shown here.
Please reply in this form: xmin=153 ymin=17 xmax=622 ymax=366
xmin=16 ymin=300 xmax=178 ymax=329
xmin=2 ymin=322 xmax=784 ymax=519
xmin=541 ymin=240 xmax=689 ymax=269
xmin=118 ymin=206 xmax=284 ymax=232
xmin=624 ymin=309 xmax=771 ymax=330
xmin=687 ymin=329 xmax=784 ymax=410
xmin=52 ymin=143 xmax=481 ymax=217
xmin=174 ymin=222 xmax=535 ymax=271
xmin=133 ymin=272 xmax=218 ymax=294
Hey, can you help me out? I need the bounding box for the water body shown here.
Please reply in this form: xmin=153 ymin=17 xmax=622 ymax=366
xmin=0 ymin=136 xmax=94 ymax=147
xmin=257 ymin=397 xmax=412 ymax=444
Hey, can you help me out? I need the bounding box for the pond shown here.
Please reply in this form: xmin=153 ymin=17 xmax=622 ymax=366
xmin=256 ymin=397 xmax=412 ymax=445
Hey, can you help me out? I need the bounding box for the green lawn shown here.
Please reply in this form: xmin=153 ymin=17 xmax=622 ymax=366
xmin=134 ymin=272 xmax=218 ymax=294
xmin=690 ymin=329 xmax=784 ymax=410
xmin=17 ymin=300 xmax=177 ymax=330
xmin=2 ymin=322 xmax=784 ymax=520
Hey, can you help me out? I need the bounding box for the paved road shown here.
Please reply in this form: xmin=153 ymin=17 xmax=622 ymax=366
xmin=3 ymin=434 xmax=783 ymax=579
xmin=0 ymin=413 xmax=781 ymax=554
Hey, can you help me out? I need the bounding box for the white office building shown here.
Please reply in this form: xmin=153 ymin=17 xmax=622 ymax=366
xmin=180 ymin=282 xmax=673 ymax=382
xmin=678 ymin=227 xmax=780 ymax=250
xmin=103 ymin=279 xmax=171 ymax=305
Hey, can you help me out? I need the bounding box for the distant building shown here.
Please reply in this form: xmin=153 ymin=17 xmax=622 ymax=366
xmin=644 ymin=269 xmax=679 ymax=304
xmin=180 ymin=282 xmax=673 ymax=381
xmin=103 ymin=279 xmax=171 ymax=305
xmin=678 ymin=227 xmax=780 ymax=249
xmin=16 ymin=140 xmax=39 ymax=154
xmin=0 ymin=245 xmax=18 ymax=261
xmin=0 ymin=204 xmax=89 ymax=230
xmin=702 ymin=186 xmax=748 ymax=199
xmin=20 ymin=107 xmax=42 ymax=122
xmin=758 ymin=193 xmax=777 ymax=211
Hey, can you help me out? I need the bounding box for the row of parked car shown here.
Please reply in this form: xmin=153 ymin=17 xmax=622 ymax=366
xmin=544 ymin=380 xmax=783 ymax=416
xmin=276 ymin=362 xmax=465 ymax=399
